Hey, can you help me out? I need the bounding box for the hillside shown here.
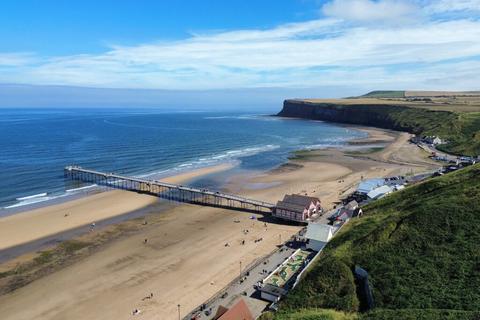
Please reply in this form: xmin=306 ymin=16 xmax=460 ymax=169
xmin=277 ymin=97 xmax=480 ymax=156
xmin=263 ymin=164 xmax=480 ymax=320
xmin=361 ymin=90 xmax=405 ymax=98
xmin=361 ymin=90 xmax=480 ymax=99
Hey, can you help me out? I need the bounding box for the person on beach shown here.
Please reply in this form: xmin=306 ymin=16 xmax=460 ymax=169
xmin=144 ymin=238 xmax=148 ymax=244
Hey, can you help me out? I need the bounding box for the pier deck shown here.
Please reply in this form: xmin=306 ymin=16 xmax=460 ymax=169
xmin=64 ymin=166 xmax=275 ymax=214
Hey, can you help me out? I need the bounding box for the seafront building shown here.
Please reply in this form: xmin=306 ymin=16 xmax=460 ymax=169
xmin=273 ymin=194 xmax=321 ymax=222
xmin=213 ymin=299 xmax=254 ymax=320
xmin=304 ymin=223 xmax=335 ymax=251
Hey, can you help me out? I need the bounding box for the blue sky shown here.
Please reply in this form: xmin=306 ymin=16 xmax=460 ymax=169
xmin=0 ymin=0 xmax=479 ymax=106
xmin=0 ymin=1 xmax=322 ymax=55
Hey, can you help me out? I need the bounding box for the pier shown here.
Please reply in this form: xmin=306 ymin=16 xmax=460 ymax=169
xmin=64 ymin=166 xmax=275 ymax=214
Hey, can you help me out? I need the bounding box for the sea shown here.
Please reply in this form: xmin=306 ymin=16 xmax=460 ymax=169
xmin=0 ymin=108 xmax=367 ymax=211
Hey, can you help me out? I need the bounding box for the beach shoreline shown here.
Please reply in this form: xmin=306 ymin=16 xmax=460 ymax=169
xmin=0 ymin=163 xmax=236 ymax=253
xmin=0 ymin=124 xmax=378 ymax=253
xmin=0 ymin=124 xmax=441 ymax=320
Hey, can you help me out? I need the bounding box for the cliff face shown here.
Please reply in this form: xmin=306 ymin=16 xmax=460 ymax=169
xmin=277 ymin=100 xmax=420 ymax=133
xmin=277 ymin=99 xmax=444 ymax=134
xmin=277 ymin=99 xmax=480 ymax=156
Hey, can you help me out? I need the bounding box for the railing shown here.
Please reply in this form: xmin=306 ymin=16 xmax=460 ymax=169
xmin=64 ymin=166 xmax=275 ymax=214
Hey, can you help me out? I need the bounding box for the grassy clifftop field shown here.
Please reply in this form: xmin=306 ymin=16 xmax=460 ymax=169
xmin=278 ymin=91 xmax=480 ymax=156
xmin=262 ymin=164 xmax=480 ymax=320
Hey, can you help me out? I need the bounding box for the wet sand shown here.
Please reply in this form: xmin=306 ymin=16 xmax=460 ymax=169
xmin=0 ymin=127 xmax=439 ymax=320
xmin=0 ymin=163 xmax=234 ymax=251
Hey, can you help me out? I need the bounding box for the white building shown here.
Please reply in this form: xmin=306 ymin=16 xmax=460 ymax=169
xmin=367 ymin=185 xmax=393 ymax=200
xmin=424 ymin=136 xmax=443 ymax=145
xmin=357 ymin=178 xmax=386 ymax=194
xmin=433 ymin=137 xmax=443 ymax=145
xmin=305 ymin=223 xmax=335 ymax=251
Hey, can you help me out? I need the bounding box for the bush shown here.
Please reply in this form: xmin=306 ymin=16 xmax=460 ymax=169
xmin=281 ymin=256 xmax=359 ymax=312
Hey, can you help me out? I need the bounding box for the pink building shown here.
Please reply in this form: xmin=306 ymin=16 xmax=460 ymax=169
xmin=274 ymin=194 xmax=321 ymax=222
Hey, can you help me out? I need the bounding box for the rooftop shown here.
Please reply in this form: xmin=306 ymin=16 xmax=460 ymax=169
xmin=305 ymin=223 xmax=334 ymax=243
xmin=367 ymin=185 xmax=393 ymax=199
xmin=216 ymin=299 xmax=254 ymax=320
xmin=276 ymin=194 xmax=320 ymax=213
xmin=357 ymin=178 xmax=386 ymax=194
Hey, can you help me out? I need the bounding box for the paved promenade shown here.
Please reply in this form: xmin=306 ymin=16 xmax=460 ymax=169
xmin=184 ymin=237 xmax=302 ymax=320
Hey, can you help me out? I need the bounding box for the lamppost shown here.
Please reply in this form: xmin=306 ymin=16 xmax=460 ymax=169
xmin=177 ymin=304 xmax=181 ymax=320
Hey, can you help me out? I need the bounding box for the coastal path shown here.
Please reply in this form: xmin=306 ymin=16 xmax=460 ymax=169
xmin=64 ymin=166 xmax=275 ymax=214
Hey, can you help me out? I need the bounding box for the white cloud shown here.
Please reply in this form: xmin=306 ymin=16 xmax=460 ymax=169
xmin=0 ymin=53 xmax=36 ymax=67
xmin=0 ymin=2 xmax=479 ymax=91
xmin=426 ymin=0 xmax=480 ymax=13
xmin=322 ymin=0 xmax=419 ymax=23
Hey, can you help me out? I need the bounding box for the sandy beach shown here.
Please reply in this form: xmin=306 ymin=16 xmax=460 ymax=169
xmin=0 ymin=126 xmax=439 ymax=320
xmin=0 ymin=163 xmax=235 ymax=251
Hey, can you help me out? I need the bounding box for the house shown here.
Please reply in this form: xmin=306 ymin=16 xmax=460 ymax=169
xmin=367 ymin=185 xmax=393 ymax=200
xmin=305 ymin=223 xmax=335 ymax=251
xmin=432 ymin=137 xmax=443 ymax=145
xmin=213 ymin=299 xmax=254 ymax=320
xmin=274 ymin=194 xmax=321 ymax=222
xmin=423 ymin=136 xmax=443 ymax=145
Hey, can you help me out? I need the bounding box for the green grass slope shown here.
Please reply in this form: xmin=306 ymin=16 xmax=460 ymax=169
xmin=269 ymin=164 xmax=480 ymax=319
xmin=361 ymin=91 xmax=405 ymax=98
xmin=442 ymin=112 xmax=480 ymax=155
xmin=261 ymin=308 xmax=357 ymax=320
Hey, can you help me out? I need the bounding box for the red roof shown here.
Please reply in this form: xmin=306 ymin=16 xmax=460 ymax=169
xmin=217 ymin=299 xmax=254 ymax=320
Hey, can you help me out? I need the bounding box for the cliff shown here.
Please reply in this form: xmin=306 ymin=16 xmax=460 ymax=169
xmin=278 ymin=99 xmax=451 ymax=134
xmin=277 ymin=99 xmax=480 ymax=156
